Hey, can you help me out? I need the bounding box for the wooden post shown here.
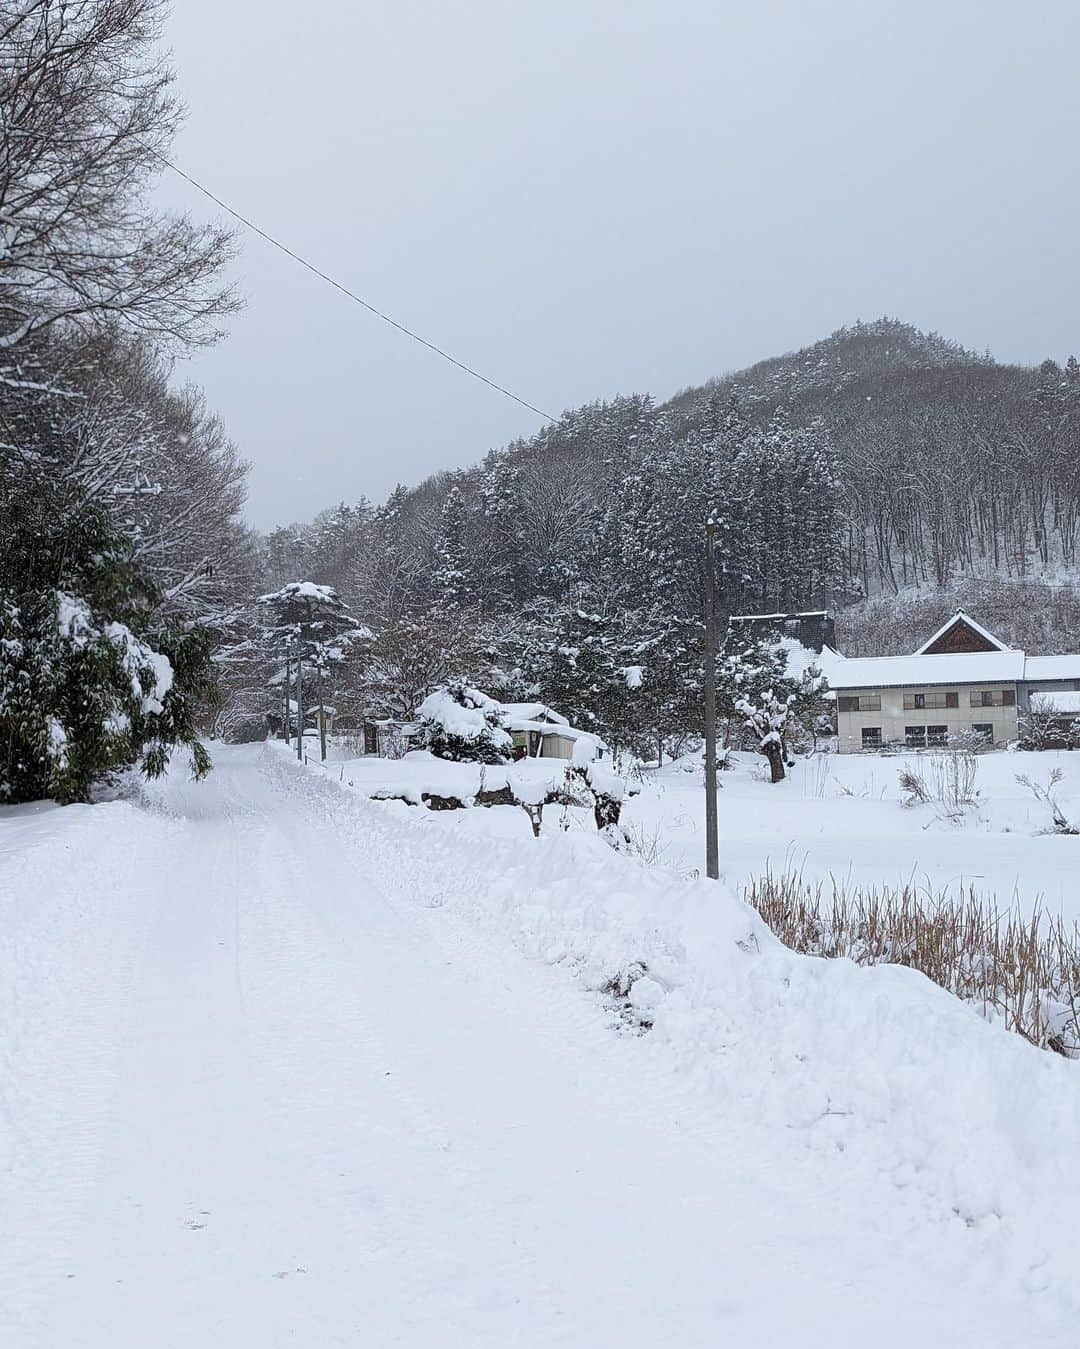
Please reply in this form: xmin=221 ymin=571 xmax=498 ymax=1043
xmin=703 ymin=519 xmax=719 ymax=881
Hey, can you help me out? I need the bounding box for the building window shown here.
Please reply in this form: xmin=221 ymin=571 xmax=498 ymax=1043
xmin=972 ymin=723 xmax=994 ymax=741
xmin=861 ymin=727 xmax=882 ymax=749
xmin=903 ymin=691 xmax=958 ymax=710
xmin=905 ymin=725 xmax=927 ymax=748
xmin=838 ymin=694 xmax=881 ymax=713
xmin=970 ymin=689 xmax=1016 ymax=708
xmin=927 ymin=724 xmax=948 ymax=746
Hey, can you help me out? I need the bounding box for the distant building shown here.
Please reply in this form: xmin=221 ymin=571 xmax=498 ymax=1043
xmin=500 ymin=702 xmax=606 ymax=761
xmin=829 ymin=610 xmax=1080 ymax=752
xmin=347 ymin=701 xmax=605 ymax=762
xmin=728 ymin=610 xmax=836 ymax=654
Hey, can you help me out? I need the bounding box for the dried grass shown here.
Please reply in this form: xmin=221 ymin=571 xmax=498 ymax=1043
xmin=898 ymin=747 xmax=979 ymax=817
xmin=743 ymin=869 xmax=1080 ymax=1058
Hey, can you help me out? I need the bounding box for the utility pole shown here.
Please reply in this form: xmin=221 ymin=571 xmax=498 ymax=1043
xmin=316 ymin=655 xmax=327 ymax=762
xmin=703 ymin=519 xmax=719 ymax=881
xmin=295 ymin=628 xmax=305 ymax=763
xmin=282 ymin=636 xmax=292 ymax=746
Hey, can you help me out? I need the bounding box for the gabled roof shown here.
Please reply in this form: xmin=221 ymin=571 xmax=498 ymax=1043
xmin=501 ymin=702 xmax=570 ymax=727
xmin=829 ymin=610 xmax=1080 ymax=693
xmin=913 ymin=609 xmax=1012 ymax=655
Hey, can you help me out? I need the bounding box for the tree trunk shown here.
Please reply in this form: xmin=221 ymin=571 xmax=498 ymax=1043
xmin=763 ymin=738 xmax=785 ymax=783
xmin=593 ymin=793 xmax=622 ymax=831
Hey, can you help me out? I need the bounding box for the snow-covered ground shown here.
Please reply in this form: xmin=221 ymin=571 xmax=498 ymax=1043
xmin=628 ymin=747 xmax=1080 ymax=923
xmin=380 ymin=742 xmax=1080 ymax=922
xmin=2 ymin=742 xmax=1080 ymax=1346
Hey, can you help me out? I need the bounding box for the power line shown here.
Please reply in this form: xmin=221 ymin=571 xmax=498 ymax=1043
xmin=156 ymin=150 xmax=558 ymax=422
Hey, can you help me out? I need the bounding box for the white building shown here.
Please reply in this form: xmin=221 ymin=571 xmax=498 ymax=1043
xmin=830 ymin=610 xmax=1080 ymax=752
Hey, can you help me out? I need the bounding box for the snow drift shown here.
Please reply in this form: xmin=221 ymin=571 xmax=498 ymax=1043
xmin=280 ymin=743 xmax=1080 ymax=1322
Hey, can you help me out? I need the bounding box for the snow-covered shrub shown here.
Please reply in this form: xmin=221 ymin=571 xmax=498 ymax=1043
xmin=930 ymin=748 xmax=979 ymax=816
xmin=1018 ymin=703 xmax=1080 ymax=752
xmin=562 ymin=748 xmax=640 ymax=834
xmin=898 ymin=749 xmax=978 ymax=817
xmin=0 ymin=511 xmax=211 ymax=805
xmin=417 ymin=681 xmax=512 ymax=763
xmin=1016 ymin=768 xmax=1079 ymax=835
xmin=898 ymin=765 xmax=931 ymax=806
xmin=744 ymin=870 xmax=1080 ymax=1057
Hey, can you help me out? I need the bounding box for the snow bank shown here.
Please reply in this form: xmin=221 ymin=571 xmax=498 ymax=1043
xmin=335 ymin=748 xmax=565 ymax=805
xmin=278 ymin=742 xmax=1080 ymax=1317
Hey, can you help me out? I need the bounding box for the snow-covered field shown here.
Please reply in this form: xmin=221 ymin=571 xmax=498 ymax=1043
xmin=2 ymin=741 xmax=1080 ymax=1346
xmin=373 ymin=742 xmax=1080 ymax=923
xmin=634 ymin=747 xmax=1080 ymax=922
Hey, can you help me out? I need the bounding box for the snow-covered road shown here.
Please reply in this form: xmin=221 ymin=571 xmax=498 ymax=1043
xmin=1 ymin=746 xmax=1075 ymax=1347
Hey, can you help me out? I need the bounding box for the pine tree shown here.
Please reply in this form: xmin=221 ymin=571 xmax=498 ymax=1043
xmin=433 ymin=483 xmax=472 ymax=609
xmin=418 ymin=680 xmax=512 ymax=763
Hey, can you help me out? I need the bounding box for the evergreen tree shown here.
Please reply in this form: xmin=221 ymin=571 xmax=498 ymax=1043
xmin=0 ymin=496 xmax=211 ymax=804
xmin=417 ymin=680 xmax=512 ymax=763
xmin=433 ymin=483 xmax=472 ymax=609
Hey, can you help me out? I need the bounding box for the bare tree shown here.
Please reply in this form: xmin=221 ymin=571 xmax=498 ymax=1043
xmin=0 ymin=0 xmax=238 ymax=359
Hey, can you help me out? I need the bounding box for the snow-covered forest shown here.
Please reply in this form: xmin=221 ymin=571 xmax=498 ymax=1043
xmin=239 ymin=322 xmax=1080 ymax=754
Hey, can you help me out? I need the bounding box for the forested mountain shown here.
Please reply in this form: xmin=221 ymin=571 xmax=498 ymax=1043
xmin=242 ymin=319 xmax=1077 ymax=752
xmin=262 ymin=319 xmax=1080 ymax=633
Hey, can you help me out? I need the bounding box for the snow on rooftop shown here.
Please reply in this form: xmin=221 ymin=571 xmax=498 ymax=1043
xmin=1031 ymin=691 xmax=1080 ymax=715
xmin=830 ymin=649 xmax=1026 ymax=690
xmin=501 ymin=702 xmax=569 ymax=727
xmin=730 ymin=610 xmax=828 ymax=620
xmin=1023 ymin=654 xmax=1080 ymax=681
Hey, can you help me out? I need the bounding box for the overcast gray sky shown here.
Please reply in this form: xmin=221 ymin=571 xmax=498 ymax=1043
xmin=156 ymin=0 xmax=1080 ymax=529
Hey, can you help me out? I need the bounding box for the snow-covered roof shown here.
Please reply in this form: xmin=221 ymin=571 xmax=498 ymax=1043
xmin=1023 ymin=654 xmax=1080 ymax=681
xmin=511 ymin=718 xmax=604 ymax=744
xmin=777 ymin=636 xmax=841 ymax=684
xmin=730 ymin=610 xmax=829 ymax=621
xmin=913 ymin=610 xmax=1011 ymax=655
xmin=830 ymin=649 xmax=1026 ymax=690
xmin=1031 ymin=691 xmax=1080 ymax=715
xmin=831 ymin=610 xmax=1080 ymax=691
xmin=500 ymin=702 xmax=569 ymax=727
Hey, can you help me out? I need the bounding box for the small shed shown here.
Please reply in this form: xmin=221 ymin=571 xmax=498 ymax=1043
xmin=500 ymin=702 xmax=605 ymax=761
